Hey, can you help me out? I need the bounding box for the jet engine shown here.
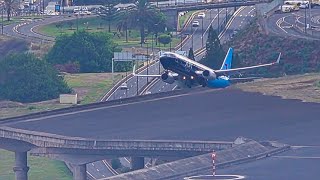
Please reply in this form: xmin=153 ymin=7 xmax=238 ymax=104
xmin=202 ymin=70 xmax=216 ymax=80
xmin=161 ymin=72 xmax=175 ymax=84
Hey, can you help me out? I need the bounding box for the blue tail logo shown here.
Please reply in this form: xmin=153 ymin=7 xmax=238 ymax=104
xmin=220 ymin=48 xmax=233 ymax=70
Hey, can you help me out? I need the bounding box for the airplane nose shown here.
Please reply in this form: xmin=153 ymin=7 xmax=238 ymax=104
xmin=159 ymin=56 xmax=171 ymax=69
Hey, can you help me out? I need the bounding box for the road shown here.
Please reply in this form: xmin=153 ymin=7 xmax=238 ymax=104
xmin=147 ymin=6 xmax=257 ymax=94
xmin=2 ymin=14 xmax=91 ymax=43
xmin=266 ymin=6 xmax=320 ymax=39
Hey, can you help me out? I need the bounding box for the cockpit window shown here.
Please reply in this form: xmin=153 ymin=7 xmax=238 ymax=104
xmin=162 ymin=53 xmax=176 ymax=58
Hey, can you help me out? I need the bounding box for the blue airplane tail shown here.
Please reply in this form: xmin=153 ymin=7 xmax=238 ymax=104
xmin=220 ymin=47 xmax=233 ymax=70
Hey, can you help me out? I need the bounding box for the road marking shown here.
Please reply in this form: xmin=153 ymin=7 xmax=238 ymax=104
xmin=292 ymin=145 xmax=320 ymax=148
xmin=172 ymin=85 xmax=178 ymax=90
xmin=92 ymin=163 xmax=95 ymax=166
xmin=184 ymin=174 xmax=245 ymax=180
xmin=103 ymin=160 xmax=119 ymax=175
xmin=87 ymin=171 xmax=96 ymax=179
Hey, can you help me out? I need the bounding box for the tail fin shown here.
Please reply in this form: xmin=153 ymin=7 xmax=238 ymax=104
xmin=220 ymin=47 xmax=233 ymax=70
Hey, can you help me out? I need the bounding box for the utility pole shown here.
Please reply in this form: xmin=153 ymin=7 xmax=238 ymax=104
xmin=1 ymin=7 xmax=3 ymax=35
xmin=201 ymin=17 xmax=204 ymax=47
xmin=218 ymin=8 xmax=220 ymax=33
xmin=304 ymin=6 xmax=307 ymax=33
xmin=146 ymin=43 xmax=149 ymax=83
xmin=225 ymin=8 xmax=228 ymax=24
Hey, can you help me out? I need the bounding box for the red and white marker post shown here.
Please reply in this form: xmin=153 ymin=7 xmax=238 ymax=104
xmin=212 ymin=151 xmax=216 ymax=177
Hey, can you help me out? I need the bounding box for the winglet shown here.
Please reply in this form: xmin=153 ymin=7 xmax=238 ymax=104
xmin=275 ymin=53 xmax=281 ymax=64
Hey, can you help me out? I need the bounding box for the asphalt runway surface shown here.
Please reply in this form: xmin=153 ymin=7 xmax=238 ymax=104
xmin=5 ymin=88 xmax=320 ymax=147
xmin=216 ymin=146 xmax=320 ymax=180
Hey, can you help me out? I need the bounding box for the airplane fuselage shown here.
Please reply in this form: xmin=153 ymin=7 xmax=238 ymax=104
xmin=159 ymin=53 xmax=230 ymax=88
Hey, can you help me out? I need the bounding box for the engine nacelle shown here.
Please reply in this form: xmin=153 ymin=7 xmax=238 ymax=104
xmin=202 ymin=70 xmax=216 ymax=80
xmin=161 ymin=72 xmax=175 ymax=84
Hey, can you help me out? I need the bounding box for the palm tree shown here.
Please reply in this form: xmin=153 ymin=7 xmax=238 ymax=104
xmin=124 ymin=0 xmax=166 ymax=44
xmin=4 ymin=0 xmax=16 ymax=21
xmin=116 ymin=9 xmax=130 ymax=42
xmin=99 ymin=0 xmax=119 ymax=32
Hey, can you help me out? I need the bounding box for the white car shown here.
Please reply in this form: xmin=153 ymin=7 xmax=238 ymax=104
xmin=120 ymin=82 xmax=128 ymax=90
xmin=192 ymin=21 xmax=200 ymax=27
xmin=198 ymin=12 xmax=205 ymax=18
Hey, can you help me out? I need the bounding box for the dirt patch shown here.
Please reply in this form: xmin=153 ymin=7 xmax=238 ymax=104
xmin=234 ymin=73 xmax=320 ymax=103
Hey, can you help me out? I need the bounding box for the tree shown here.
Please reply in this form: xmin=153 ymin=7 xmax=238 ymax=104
xmin=0 ymin=53 xmax=71 ymax=103
xmin=116 ymin=8 xmax=130 ymax=42
xmin=158 ymin=34 xmax=172 ymax=46
xmin=111 ymin=159 xmax=121 ymax=169
xmin=4 ymin=0 xmax=16 ymax=21
xmin=99 ymin=0 xmax=119 ymax=32
xmin=201 ymin=25 xmax=225 ymax=69
xmin=46 ymin=31 xmax=118 ymax=73
xmin=188 ymin=47 xmax=195 ymax=60
xmin=124 ymin=0 xmax=166 ymax=44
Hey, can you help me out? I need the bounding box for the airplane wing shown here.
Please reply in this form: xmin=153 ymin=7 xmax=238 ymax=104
xmin=214 ymin=53 xmax=281 ymax=77
xmin=132 ymin=65 xmax=161 ymax=77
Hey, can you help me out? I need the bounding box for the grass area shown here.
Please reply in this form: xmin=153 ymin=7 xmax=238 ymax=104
xmin=65 ymin=73 xmax=123 ymax=104
xmin=0 ymin=149 xmax=72 ymax=180
xmin=179 ymin=11 xmax=196 ymax=29
xmin=0 ymin=72 xmax=124 ymax=178
xmin=38 ymin=16 xmax=180 ymax=49
xmin=234 ymin=73 xmax=320 ymax=103
xmin=0 ymin=72 xmax=123 ymax=119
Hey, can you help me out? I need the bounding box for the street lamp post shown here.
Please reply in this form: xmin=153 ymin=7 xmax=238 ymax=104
xmin=201 ymin=17 xmax=204 ymax=47
xmin=304 ymin=6 xmax=307 ymax=33
xmin=180 ymin=34 xmax=183 ymax=50
xmin=1 ymin=7 xmax=3 ymax=35
xmin=225 ymin=8 xmax=228 ymax=24
xmin=146 ymin=43 xmax=149 ymax=83
xmin=136 ymin=60 xmax=139 ymax=96
xmin=218 ymin=8 xmax=220 ymax=33
xmin=191 ymin=26 xmax=194 ymax=49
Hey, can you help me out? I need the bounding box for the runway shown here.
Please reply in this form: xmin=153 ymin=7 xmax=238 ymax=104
xmin=4 ymin=88 xmax=320 ymax=148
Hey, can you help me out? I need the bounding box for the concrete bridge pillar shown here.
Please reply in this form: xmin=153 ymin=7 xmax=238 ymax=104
xmin=131 ymin=157 xmax=144 ymax=170
xmin=13 ymin=152 xmax=29 ymax=180
xmin=73 ymin=164 xmax=87 ymax=180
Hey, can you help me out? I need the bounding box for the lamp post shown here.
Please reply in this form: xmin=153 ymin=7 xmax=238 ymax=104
xmin=201 ymin=17 xmax=204 ymax=47
xmin=304 ymin=6 xmax=307 ymax=33
xmin=218 ymin=8 xmax=220 ymax=33
xmin=180 ymin=34 xmax=183 ymax=50
xmin=190 ymin=26 xmax=194 ymax=49
xmin=1 ymin=7 xmax=3 ymax=35
xmin=146 ymin=43 xmax=149 ymax=83
xmin=76 ymin=12 xmax=79 ymax=31
xmin=225 ymin=8 xmax=228 ymax=24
